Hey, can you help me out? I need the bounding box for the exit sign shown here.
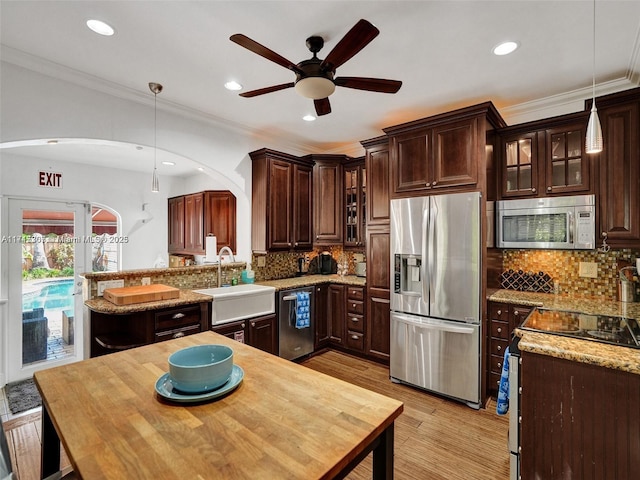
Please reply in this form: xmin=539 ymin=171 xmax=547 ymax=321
xmin=38 ymin=171 xmax=63 ymax=188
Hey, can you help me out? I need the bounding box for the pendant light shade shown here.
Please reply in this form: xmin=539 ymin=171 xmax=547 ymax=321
xmin=585 ymin=0 xmax=603 ymax=154
xmin=149 ymin=82 xmax=163 ymax=192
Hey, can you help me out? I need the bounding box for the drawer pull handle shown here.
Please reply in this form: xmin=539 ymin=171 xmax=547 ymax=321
xmin=173 ymin=331 xmax=185 ymax=339
xmin=172 ymin=313 xmax=185 ymax=320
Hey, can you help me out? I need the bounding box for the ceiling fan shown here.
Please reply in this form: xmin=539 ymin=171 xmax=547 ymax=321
xmin=229 ymin=19 xmax=402 ymax=116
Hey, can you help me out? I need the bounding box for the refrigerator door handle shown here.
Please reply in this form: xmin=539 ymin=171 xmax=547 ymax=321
xmin=427 ymin=199 xmax=437 ymax=304
xmin=421 ymin=205 xmax=429 ymax=303
xmin=392 ymin=313 xmax=476 ymax=334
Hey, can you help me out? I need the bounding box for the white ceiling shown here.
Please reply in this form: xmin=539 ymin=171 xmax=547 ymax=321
xmin=1 ymin=0 xmax=639 ymax=176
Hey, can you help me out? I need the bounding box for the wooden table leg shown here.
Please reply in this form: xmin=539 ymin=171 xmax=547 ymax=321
xmin=372 ymin=423 xmax=394 ymax=480
xmin=41 ymin=404 xmax=60 ymax=479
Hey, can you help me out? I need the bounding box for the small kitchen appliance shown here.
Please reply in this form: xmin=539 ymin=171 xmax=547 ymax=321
xmin=355 ymin=262 xmax=366 ymax=277
xmin=318 ymin=252 xmax=336 ymax=275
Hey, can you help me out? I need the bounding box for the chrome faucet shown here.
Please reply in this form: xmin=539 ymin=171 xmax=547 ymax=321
xmin=217 ymin=246 xmax=235 ymax=287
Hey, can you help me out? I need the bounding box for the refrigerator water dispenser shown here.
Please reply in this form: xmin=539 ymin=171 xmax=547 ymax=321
xmin=394 ymin=254 xmax=422 ymax=295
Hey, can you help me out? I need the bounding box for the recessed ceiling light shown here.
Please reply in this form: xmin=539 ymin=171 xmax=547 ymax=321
xmin=162 ymin=161 xmax=175 ymax=166
xmin=197 ymin=167 xmax=205 ymax=172
xmin=46 ymin=140 xmax=58 ymax=145
xmin=224 ymin=81 xmax=243 ymax=91
xmin=86 ymin=19 xmax=115 ymax=36
xmin=302 ymin=114 xmax=316 ymax=122
xmin=493 ymin=41 xmax=519 ymax=56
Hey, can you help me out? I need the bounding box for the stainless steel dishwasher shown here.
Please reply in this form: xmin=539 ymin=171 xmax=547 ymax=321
xmin=278 ymin=286 xmax=314 ymax=360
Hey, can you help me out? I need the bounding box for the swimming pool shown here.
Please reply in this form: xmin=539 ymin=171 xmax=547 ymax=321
xmin=22 ymin=278 xmax=75 ymax=312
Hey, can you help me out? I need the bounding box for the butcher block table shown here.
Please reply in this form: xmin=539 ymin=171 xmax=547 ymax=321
xmin=34 ymin=331 xmax=403 ymax=479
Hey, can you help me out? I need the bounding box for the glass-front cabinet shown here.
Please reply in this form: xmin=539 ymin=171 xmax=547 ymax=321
xmin=500 ymin=115 xmax=591 ymax=199
xmin=344 ymin=158 xmax=366 ymax=247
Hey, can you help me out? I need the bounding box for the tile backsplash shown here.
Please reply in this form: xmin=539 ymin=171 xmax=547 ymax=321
xmin=502 ymin=248 xmax=639 ymax=299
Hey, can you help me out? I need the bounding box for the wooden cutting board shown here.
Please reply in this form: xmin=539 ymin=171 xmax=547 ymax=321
xmin=103 ymin=284 xmax=180 ymax=305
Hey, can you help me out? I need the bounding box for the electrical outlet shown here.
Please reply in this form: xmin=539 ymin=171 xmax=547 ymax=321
xmin=257 ymin=256 xmax=266 ymax=267
xmin=97 ymin=279 xmax=125 ymax=296
xmin=579 ymin=262 xmax=598 ymax=278
xmin=141 ymin=277 xmax=151 ymax=286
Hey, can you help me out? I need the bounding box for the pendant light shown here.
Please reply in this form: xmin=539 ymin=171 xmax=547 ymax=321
xmin=585 ymin=0 xmax=603 ymax=154
xmin=149 ymin=82 xmax=163 ymax=192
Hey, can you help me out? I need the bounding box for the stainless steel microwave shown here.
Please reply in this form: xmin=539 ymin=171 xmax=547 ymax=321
xmin=496 ymin=194 xmax=595 ymax=250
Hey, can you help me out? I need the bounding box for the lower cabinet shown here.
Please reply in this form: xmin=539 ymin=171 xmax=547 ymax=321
xmin=314 ymin=284 xmax=329 ymax=348
xmin=328 ymin=284 xmax=346 ymax=345
xmin=90 ymin=302 xmax=209 ymax=357
xmin=345 ymin=286 xmax=365 ymax=353
xmin=521 ymin=352 xmax=640 ymax=479
xmin=366 ymin=294 xmax=390 ymax=362
xmin=487 ymin=301 xmax=532 ymax=396
xmin=211 ymin=313 xmax=278 ymax=356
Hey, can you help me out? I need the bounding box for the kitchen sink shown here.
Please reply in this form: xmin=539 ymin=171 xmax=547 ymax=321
xmin=194 ymin=284 xmax=276 ymax=325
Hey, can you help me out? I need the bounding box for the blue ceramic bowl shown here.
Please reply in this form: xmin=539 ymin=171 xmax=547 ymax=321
xmin=168 ymin=344 xmax=233 ymax=394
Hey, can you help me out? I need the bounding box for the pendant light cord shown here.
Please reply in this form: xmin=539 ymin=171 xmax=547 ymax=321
xmin=592 ymin=0 xmax=596 ymax=102
xmin=154 ymin=91 xmax=158 ymax=170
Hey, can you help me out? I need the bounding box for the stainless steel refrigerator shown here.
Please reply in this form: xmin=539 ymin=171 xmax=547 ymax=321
xmin=390 ymin=191 xmax=482 ymax=409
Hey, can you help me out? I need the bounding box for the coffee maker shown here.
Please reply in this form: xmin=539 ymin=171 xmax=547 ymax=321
xmin=318 ymin=252 xmax=336 ymax=275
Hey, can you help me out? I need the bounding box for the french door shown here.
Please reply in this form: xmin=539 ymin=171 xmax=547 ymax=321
xmin=5 ymin=198 xmax=91 ymax=382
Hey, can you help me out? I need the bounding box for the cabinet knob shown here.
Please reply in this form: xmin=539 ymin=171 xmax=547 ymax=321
xmin=351 ymin=317 xmax=359 ymax=323
xmin=432 ymin=181 xmax=437 ymax=186
xmin=251 ymin=322 xmax=255 ymax=327
xmin=514 ymin=310 xmax=520 ymax=316
xmin=351 ymin=335 xmax=359 ymax=340
xmin=172 ymin=331 xmax=185 ymax=339
xmin=531 ymin=187 xmax=536 ymax=193
xmin=353 ymin=303 xmax=357 ymax=308
xmin=241 ymin=323 xmax=245 ymax=329
xmin=288 ymin=242 xmax=292 ymax=247
xmin=497 ymin=309 xmax=502 ymax=316
xmin=497 ymin=327 xmax=502 ymax=333
xmin=497 ymin=345 xmax=502 ymax=351
xmin=172 ymin=313 xmax=185 ymax=320
xmin=425 ymin=182 xmax=431 ymax=187
xmin=295 ymin=242 xmax=298 ymax=247
xmin=497 ymin=362 xmax=502 ymax=368
xmin=547 ymin=186 xmax=552 ymax=192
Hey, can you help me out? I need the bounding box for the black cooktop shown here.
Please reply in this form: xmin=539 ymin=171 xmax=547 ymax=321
xmin=520 ymin=308 xmax=640 ymax=349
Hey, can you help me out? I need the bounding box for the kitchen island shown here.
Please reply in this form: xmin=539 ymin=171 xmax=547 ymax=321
xmin=34 ymin=331 xmax=403 ymax=479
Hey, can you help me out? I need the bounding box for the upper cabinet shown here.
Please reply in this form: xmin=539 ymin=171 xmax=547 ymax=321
xmin=344 ymin=157 xmax=366 ymax=248
xmin=361 ymin=136 xmax=390 ymax=227
xmin=498 ymin=113 xmax=592 ymax=199
xmin=310 ymin=155 xmax=344 ymax=246
xmin=250 ymin=148 xmax=313 ymax=253
xmin=593 ymin=88 xmax=640 ymax=248
xmin=168 ymin=190 xmax=236 ymax=255
xmin=385 ymin=103 xmax=506 ymax=197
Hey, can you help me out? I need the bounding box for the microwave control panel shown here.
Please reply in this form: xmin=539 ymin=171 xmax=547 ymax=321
xmin=575 ymin=210 xmax=595 ymax=248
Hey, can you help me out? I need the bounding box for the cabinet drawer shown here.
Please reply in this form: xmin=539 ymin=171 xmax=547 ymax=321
xmin=490 ymin=321 xmax=510 ymax=340
xmin=492 ymin=338 xmax=509 ymax=356
xmin=347 ymin=299 xmax=364 ymax=315
xmin=346 ymin=313 xmax=364 ymax=333
xmin=154 ymin=324 xmax=201 ymax=342
xmin=346 ymin=330 xmax=365 ymax=352
xmin=490 ymin=353 xmax=507 ymax=374
xmin=346 ymin=287 xmax=364 ymax=301
xmin=489 ymin=303 xmax=508 ymax=321
xmin=155 ymin=305 xmax=201 ymax=331
xmin=490 ymin=371 xmax=502 ymax=392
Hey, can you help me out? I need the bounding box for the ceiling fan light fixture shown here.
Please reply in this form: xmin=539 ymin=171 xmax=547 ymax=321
xmin=224 ymin=81 xmax=243 ymax=91
xmin=294 ymin=77 xmax=335 ymax=100
xmin=302 ymin=114 xmax=316 ymax=122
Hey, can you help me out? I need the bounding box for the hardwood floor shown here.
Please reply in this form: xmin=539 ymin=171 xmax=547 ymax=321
xmin=3 ymin=350 xmax=509 ymax=479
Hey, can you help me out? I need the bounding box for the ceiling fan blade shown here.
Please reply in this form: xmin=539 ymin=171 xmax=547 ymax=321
xmin=334 ymin=77 xmax=402 ymax=93
xmin=314 ymin=98 xmax=331 ymax=116
xmin=239 ymin=83 xmax=295 ymax=98
xmin=230 ymin=34 xmax=304 ymax=75
xmin=320 ymin=19 xmax=379 ymax=72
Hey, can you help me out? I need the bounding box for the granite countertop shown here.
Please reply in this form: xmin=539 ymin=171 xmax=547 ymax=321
xmin=85 ymin=290 xmax=212 ymax=314
xmin=257 ymin=274 xmax=366 ymax=291
xmin=489 ymin=289 xmax=640 ymax=375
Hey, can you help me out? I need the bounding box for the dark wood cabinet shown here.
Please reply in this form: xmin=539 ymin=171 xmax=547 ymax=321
xmin=520 ymin=351 xmax=640 ymax=479
xmin=168 ymin=190 xmax=236 ymax=255
xmin=366 ymin=228 xmax=391 ymax=363
xmin=345 ymin=286 xmax=365 ymax=353
xmin=487 ymin=301 xmax=532 ymax=395
xmin=311 ymin=155 xmax=344 ymax=245
xmin=327 ymin=284 xmax=345 ymax=345
xmin=362 ymin=136 xmax=390 ymax=227
xmin=594 ymin=89 xmax=640 ymax=248
xmin=314 ymin=283 xmax=329 ymax=349
xmin=250 ymin=148 xmax=314 ymax=252
xmin=344 ymin=157 xmax=366 ymax=248
xmin=211 ymin=314 xmax=278 ymax=355
xmin=168 ymin=196 xmax=185 ymax=251
xmin=385 ymin=104 xmax=505 ymax=197
xmin=89 ymin=301 xmax=210 ymax=357
xmin=498 ymin=114 xmax=592 ymax=199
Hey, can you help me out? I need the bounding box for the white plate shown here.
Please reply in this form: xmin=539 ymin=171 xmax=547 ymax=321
xmin=155 ymin=365 xmax=244 ymax=403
